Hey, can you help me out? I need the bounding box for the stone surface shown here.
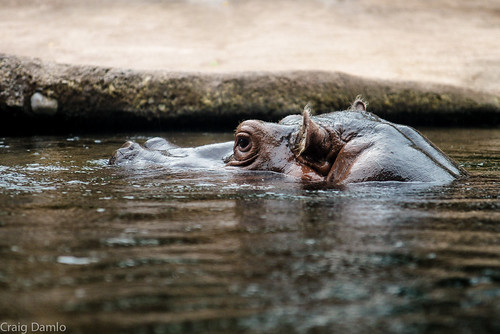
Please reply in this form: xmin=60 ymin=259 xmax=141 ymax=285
xmin=1 ymin=1 xmax=500 ymax=134
xmin=30 ymin=92 xmax=59 ymax=115
xmin=1 ymin=0 xmax=499 ymax=97
xmin=1 ymin=53 xmax=499 ymax=135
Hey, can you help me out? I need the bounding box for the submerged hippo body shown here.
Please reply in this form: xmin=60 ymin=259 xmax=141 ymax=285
xmin=110 ymin=98 xmax=468 ymax=185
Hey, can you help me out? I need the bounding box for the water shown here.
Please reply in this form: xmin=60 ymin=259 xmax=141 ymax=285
xmin=0 ymin=129 xmax=499 ymax=334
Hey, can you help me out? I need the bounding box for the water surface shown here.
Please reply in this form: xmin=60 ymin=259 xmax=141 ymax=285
xmin=0 ymin=129 xmax=499 ymax=334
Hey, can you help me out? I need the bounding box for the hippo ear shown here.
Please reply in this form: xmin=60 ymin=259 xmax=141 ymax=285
xmin=294 ymin=104 xmax=330 ymax=158
xmin=351 ymin=95 xmax=367 ymax=111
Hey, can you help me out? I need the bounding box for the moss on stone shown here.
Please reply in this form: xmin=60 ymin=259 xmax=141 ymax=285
xmin=1 ymin=53 xmax=499 ymax=135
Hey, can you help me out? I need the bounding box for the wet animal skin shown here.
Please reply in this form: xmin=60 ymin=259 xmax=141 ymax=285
xmin=110 ymin=98 xmax=468 ymax=185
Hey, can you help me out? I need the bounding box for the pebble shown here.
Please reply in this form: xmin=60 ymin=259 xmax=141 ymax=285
xmin=30 ymin=92 xmax=58 ymax=115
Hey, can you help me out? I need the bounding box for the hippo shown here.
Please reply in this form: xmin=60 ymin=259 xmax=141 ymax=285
xmin=110 ymin=97 xmax=468 ymax=185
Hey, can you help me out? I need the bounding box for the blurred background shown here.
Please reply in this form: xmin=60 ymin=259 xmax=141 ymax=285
xmin=2 ymin=0 xmax=500 ymax=95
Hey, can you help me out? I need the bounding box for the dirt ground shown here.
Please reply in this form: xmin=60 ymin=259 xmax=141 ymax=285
xmin=1 ymin=0 xmax=500 ymax=96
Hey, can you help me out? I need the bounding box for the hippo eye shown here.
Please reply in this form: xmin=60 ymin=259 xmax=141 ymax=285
xmin=236 ymin=134 xmax=251 ymax=152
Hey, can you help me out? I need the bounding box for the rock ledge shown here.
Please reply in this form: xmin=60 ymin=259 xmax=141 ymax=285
xmin=1 ymin=54 xmax=499 ymax=135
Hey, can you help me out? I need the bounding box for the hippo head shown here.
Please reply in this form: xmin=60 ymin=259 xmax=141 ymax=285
xmin=227 ymin=100 xmax=367 ymax=181
xmin=109 ymin=96 xmax=465 ymax=184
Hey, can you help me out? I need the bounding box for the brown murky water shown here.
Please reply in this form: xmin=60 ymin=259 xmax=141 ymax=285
xmin=0 ymin=129 xmax=499 ymax=334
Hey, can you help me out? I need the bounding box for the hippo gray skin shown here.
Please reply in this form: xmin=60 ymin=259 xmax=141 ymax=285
xmin=110 ymin=97 xmax=468 ymax=185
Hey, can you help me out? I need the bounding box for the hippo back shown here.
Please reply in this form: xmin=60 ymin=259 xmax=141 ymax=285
xmin=312 ymin=111 xmax=467 ymax=184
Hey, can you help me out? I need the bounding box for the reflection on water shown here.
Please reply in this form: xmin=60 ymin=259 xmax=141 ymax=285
xmin=0 ymin=129 xmax=499 ymax=333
